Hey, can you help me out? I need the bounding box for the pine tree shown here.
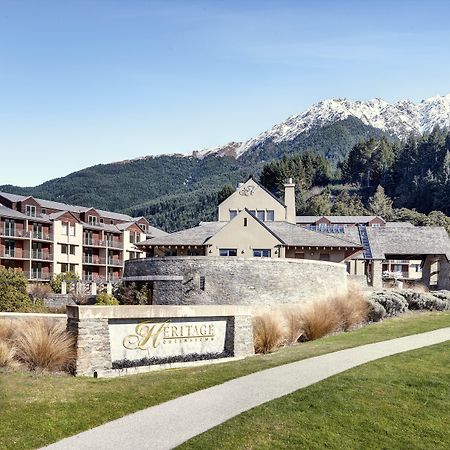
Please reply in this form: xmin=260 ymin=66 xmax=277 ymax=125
xmin=368 ymin=186 xmax=394 ymax=219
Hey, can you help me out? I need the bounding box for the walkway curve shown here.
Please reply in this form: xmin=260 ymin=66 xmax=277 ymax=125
xmin=45 ymin=327 xmax=450 ymax=450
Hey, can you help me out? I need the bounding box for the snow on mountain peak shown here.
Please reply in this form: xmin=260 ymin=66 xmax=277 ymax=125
xmin=229 ymin=94 xmax=450 ymax=158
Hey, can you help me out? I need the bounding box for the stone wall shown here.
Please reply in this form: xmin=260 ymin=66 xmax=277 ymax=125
xmin=67 ymin=304 xmax=254 ymax=377
xmin=123 ymin=256 xmax=348 ymax=306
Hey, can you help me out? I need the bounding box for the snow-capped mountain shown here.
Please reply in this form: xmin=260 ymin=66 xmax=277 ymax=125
xmin=194 ymin=94 xmax=450 ymax=159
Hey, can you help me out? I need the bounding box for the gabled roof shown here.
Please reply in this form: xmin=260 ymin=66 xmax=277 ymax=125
xmin=367 ymin=226 xmax=450 ymax=260
xmin=0 ymin=204 xmax=28 ymax=220
xmin=251 ymin=178 xmax=286 ymax=208
xmin=47 ymin=210 xmax=81 ymax=222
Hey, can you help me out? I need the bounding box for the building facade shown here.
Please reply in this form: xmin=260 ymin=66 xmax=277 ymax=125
xmin=0 ymin=192 xmax=167 ymax=283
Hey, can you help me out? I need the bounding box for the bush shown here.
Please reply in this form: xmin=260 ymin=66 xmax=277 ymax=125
xmin=0 ymin=267 xmax=34 ymax=312
xmin=332 ymin=285 xmax=369 ymax=330
xmin=282 ymin=307 xmax=303 ymax=344
xmin=0 ymin=340 xmax=17 ymax=369
xmin=96 ymin=292 xmax=119 ymax=305
xmin=367 ymin=300 xmax=386 ymax=322
xmin=403 ymin=291 xmax=450 ymax=312
xmin=369 ymin=291 xmax=408 ymax=316
xmin=253 ymin=313 xmax=285 ymax=354
xmin=14 ymin=319 xmax=75 ymax=372
xmin=28 ymin=283 xmax=52 ymax=302
xmin=298 ymin=299 xmax=342 ymax=341
xmin=50 ymin=271 xmax=80 ymax=294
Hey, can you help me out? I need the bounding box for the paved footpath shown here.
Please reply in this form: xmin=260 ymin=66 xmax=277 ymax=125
xmin=45 ymin=327 xmax=450 ymax=450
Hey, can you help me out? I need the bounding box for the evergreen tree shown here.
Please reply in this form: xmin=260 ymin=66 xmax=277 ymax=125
xmin=368 ymin=186 xmax=394 ymax=219
xmin=217 ymin=184 xmax=235 ymax=205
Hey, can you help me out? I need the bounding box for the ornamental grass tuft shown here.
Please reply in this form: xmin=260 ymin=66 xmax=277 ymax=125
xmin=253 ymin=313 xmax=285 ymax=354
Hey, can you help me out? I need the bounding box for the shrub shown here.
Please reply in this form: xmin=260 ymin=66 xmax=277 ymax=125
xmin=332 ymin=285 xmax=369 ymax=330
xmin=50 ymin=271 xmax=80 ymax=294
xmin=367 ymin=300 xmax=386 ymax=322
xmin=282 ymin=307 xmax=303 ymax=344
xmin=0 ymin=267 xmax=34 ymax=312
xmin=14 ymin=319 xmax=75 ymax=372
xmin=370 ymin=291 xmax=408 ymax=316
xmin=403 ymin=291 xmax=450 ymax=311
xmin=253 ymin=313 xmax=285 ymax=354
xmin=298 ymin=299 xmax=342 ymax=341
xmin=0 ymin=340 xmax=17 ymax=369
xmin=96 ymin=292 xmax=119 ymax=305
xmin=28 ymin=283 xmax=52 ymax=302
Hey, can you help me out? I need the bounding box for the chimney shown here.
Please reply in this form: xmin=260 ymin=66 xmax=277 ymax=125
xmin=284 ymin=178 xmax=296 ymax=224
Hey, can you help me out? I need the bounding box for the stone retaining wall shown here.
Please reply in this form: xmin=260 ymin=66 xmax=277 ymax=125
xmin=123 ymin=256 xmax=348 ymax=306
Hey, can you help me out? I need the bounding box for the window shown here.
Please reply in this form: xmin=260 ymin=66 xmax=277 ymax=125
xmin=392 ymin=264 xmax=403 ymax=272
xmin=257 ymin=210 xmax=265 ymax=221
xmin=200 ymin=276 xmax=205 ymax=291
xmin=99 ymin=218 xmax=104 ymax=224
xmin=164 ymin=249 xmax=177 ymax=256
xmin=229 ymin=210 xmax=238 ymax=220
xmin=69 ymin=264 xmax=76 ymax=272
xmin=61 ymin=244 xmax=68 ymax=254
xmin=294 ymin=252 xmax=305 ymax=259
xmin=371 ymin=223 xmax=381 ymax=228
xmin=69 ymin=245 xmax=76 ymax=255
xmin=248 ymin=210 xmax=256 ymax=217
xmin=253 ymin=249 xmax=271 ymax=257
xmin=61 ymin=222 xmax=68 ymax=235
xmin=32 ymin=223 xmax=42 ymax=239
xmin=139 ymin=223 xmax=147 ymax=232
xmin=243 ymin=217 xmax=248 ymax=227
xmin=88 ymin=215 xmax=97 ymax=225
xmin=26 ymin=205 xmax=36 ymax=217
xmin=319 ymin=253 xmax=330 ymax=261
xmin=188 ymin=249 xmax=201 ymax=256
xmin=5 ymin=240 xmax=15 ymax=257
xmin=69 ymin=223 xmax=75 ymax=236
xmin=41 ymin=208 xmax=47 ymax=215
xmin=129 ymin=232 xmax=137 ymax=243
xmin=4 ymin=219 xmax=15 ymax=236
xmin=266 ymin=210 xmax=274 ymax=221
xmin=219 ymin=249 xmax=237 ymax=256
xmin=61 ymin=263 xmax=68 ymax=273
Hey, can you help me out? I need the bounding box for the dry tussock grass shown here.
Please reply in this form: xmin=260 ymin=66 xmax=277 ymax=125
xmin=253 ymin=313 xmax=285 ymax=354
xmin=332 ymin=284 xmax=369 ymax=331
xmin=298 ymin=298 xmax=342 ymax=341
xmin=0 ymin=340 xmax=19 ymax=368
xmin=281 ymin=307 xmax=303 ymax=344
xmin=14 ymin=319 xmax=75 ymax=372
xmin=0 ymin=319 xmax=16 ymax=342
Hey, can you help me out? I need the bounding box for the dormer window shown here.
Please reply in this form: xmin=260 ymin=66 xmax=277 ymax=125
xmin=88 ymin=215 xmax=97 ymax=225
xmin=139 ymin=223 xmax=147 ymax=232
xmin=26 ymin=205 xmax=36 ymax=217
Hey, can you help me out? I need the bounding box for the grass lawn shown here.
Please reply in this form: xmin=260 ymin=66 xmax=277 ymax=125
xmin=181 ymin=341 xmax=450 ymax=450
xmin=0 ymin=311 xmax=449 ymax=449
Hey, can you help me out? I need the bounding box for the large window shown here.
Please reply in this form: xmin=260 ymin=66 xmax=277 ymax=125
xmin=256 ymin=210 xmax=265 ymax=221
xmin=5 ymin=240 xmax=15 ymax=257
xmin=88 ymin=215 xmax=97 ymax=225
xmin=61 ymin=222 xmax=68 ymax=235
xmin=219 ymin=248 xmax=237 ymax=256
xmin=253 ymin=249 xmax=271 ymax=257
xmin=26 ymin=205 xmax=36 ymax=217
xmin=229 ymin=210 xmax=238 ymax=220
xmin=4 ymin=219 xmax=15 ymax=236
xmin=266 ymin=210 xmax=275 ymax=221
xmin=69 ymin=223 xmax=76 ymax=236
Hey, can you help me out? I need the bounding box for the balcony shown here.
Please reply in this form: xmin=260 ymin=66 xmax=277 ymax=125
xmin=83 ymin=255 xmax=106 ymax=265
xmin=83 ymin=238 xmax=106 ymax=247
xmin=25 ymin=271 xmax=51 ymax=281
xmin=0 ymin=249 xmax=27 ymax=259
xmin=106 ymin=240 xmax=122 ymax=249
xmin=29 ymin=251 xmax=53 ymax=261
xmin=107 ymin=258 xmax=123 ymax=266
xmin=31 ymin=232 xmax=53 ymax=241
xmin=0 ymin=229 xmax=30 ymax=239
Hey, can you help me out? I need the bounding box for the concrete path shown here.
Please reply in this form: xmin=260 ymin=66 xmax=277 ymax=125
xmin=45 ymin=327 xmax=450 ymax=450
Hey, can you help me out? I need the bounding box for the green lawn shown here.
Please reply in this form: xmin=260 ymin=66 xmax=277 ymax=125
xmin=181 ymin=341 xmax=450 ymax=450
xmin=0 ymin=311 xmax=449 ymax=450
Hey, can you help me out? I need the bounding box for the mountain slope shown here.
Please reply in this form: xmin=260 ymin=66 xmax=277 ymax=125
xmin=2 ymin=94 xmax=450 ymax=231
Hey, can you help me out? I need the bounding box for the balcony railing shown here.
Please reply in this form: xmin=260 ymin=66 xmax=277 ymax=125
xmin=30 ymin=251 xmax=53 ymax=261
xmin=0 ymin=249 xmax=26 ymax=259
xmin=25 ymin=271 xmax=51 ymax=281
xmin=106 ymin=240 xmax=122 ymax=249
xmin=0 ymin=229 xmax=30 ymax=238
xmin=83 ymin=256 xmax=106 ymax=265
xmin=107 ymin=258 xmax=123 ymax=266
xmin=83 ymin=238 xmax=106 ymax=247
xmin=31 ymin=232 xmax=53 ymax=241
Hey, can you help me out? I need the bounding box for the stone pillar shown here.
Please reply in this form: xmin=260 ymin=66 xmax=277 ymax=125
xmin=67 ymin=314 xmax=111 ymax=377
xmin=61 ymin=280 xmax=67 ymax=295
xmin=437 ymin=256 xmax=450 ymax=290
xmin=90 ymin=282 xmax=97 ymax=296
xmin=371 ymin=260 xmax=383 ymax=290
xmin=233 ymin=315 xmax=255 ymax=358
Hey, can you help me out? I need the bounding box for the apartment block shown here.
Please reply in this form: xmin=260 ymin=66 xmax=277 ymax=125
xmin=0 ymin=192 xmax=167 ymax=283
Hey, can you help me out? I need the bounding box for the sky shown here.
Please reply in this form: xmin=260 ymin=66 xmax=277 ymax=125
xmin=1 ymin=0 xmax=450 ymax=186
